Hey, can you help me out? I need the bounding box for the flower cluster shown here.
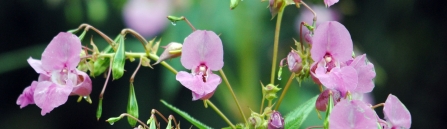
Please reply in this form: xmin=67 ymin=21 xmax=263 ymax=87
xmin=16 ymin=32 xmax=92 ymax=115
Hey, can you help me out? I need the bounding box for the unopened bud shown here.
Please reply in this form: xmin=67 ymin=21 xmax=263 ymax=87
xmin=268 ymin=110 xmax=284 ymax=129
xmin=287 ymin=50 xmax=303 ymax=73
xmin=264 ymin=84 xmax=281 ymax=101
xmin=316 ymin=89 xmax=341 ymax=111
xmin=153 ymin=42 xmax=182 ymax=65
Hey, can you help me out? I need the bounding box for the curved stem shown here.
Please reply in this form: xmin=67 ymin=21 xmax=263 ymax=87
xmin=372 ymin=103 xmax=385 ymax=109
xmin=120 ymin=29 xmax=150 ymax=56
xmin=206 ymin=100 xmax=235 ymax=129
xmin=99 ymin=59 xmax=113 ymax=99
xmin=270 ymin=8 xmax=284 ymax=84
xmin=111 ymin=113 xmax=149 ymax=129
xmin=275 ymin=73 xmax=296 ymax=110
xmin=219 ymin=69 xmax=247 ymax=123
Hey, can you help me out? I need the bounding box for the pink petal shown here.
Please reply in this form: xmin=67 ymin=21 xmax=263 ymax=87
xmin=192 ymin=91 xmax=215 ymax=101
xmin=384 ymin=94 xmax=411 ymax=128
xmin=324 ymin=0 xmax=339 ymax=7
xmin=27 ymin=58 xmax=46 ymax=74
xmin=311 ymin=21 xmax=353 ymax=63
xmin=17 ymin=81 xmax=38 ymax=108
xmin=41 ymin=32 xmax=82 ymax=71
xmin=203 ymin=73 xmax=221 ymax=94
xmin=329 ymin=99 xmax=377 ymax=129
xmin=181 ymin=30 xmax=224 ymax=71
xmin=349 ymin=54 xmax=376 ymax=93
xmin=71 ymin=70 xmax=92 ymax=96
xmin=315 ymin=61 xmax=358 ymax=96
xmin=176 ymin=71 xmax=204 ymax=94
xmin=33 ymin=81 xmax=73 ymax=116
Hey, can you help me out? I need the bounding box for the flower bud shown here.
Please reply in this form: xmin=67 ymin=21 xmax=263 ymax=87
xmin=263 ymin=84 xmax=281 ymax=101
xmin=316 ymin=89 xmax=341 ymax=111
xmin=287 ymin=50 xmax=303 ymax=73
xmin=268 ymin=110 xmax=284 ymax=129
xmin=269 ymin=0 xmax=284 ymax=18
xmin=153 ymin=42 xmax=182 ymax=65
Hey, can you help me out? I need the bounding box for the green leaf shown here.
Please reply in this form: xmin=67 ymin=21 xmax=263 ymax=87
xmin=127 ymin=83 xmax=139 ymax=127
xmin=112 ymin=35 xmax=125 ymax=80
xmin=284 ymin=95 xmax=318 ymax=129
xmin=160 ymin=100 xmax=212 ymax=129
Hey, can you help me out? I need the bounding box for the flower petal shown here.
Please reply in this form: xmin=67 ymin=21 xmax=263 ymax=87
xmin=349 ymin=54 xmax=376 ymax=93
xmin=384 ymin=94 xmax=411 ymax=128
xmin=17 ymin=81 xmax=38 ymax=108
xmin=317 ymin=65 xmax=358 ymax=96
xmin=329 ymin=99 xmax=377 ymax=129
xmin=41 ymin=32 xmax=82 ymax=71
xmin=181 ymin=30 xmax=224 ymax=70
xmin=27 ymin=58 xmax=46 ymax=74
xmin=176 ymin=71 xmax=205 ymax=95
xmin=71 ymin=70 xmax=92 ymax=96
xmin=33 ymin=81 xmax=73 ymax=116
xmin=311 ymin=21 xmax=353 ymax=63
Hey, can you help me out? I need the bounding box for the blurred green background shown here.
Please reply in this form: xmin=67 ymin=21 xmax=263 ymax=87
xmin=0 ymin=0 xmax=445 ymax=128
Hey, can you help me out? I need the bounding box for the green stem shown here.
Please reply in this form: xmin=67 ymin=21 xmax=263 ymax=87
xmin=98 ymin=52 xmax=178 ymax=74
xmin=219 ymin=69 xmax=247 ymax=123
xmin=275 ymin=73 xmax=295 ymax=110
xmin=206 ymin=100 xmax=235 ymax=129
xmin=270 ymin=9 xmax=285 ymax=84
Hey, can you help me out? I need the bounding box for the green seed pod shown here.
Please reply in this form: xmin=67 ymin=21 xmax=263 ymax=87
xmin=127 ymin=83 xmax=139 ymax=127
xmin=112 ymin=35 xmax=125 ymax=80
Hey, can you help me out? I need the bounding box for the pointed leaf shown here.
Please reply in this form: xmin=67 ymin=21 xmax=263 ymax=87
xmin=127 ymin=83 xmax=139 ymax=127
xmin=160 ymin=100 xmax=212 ymax=129
xmin=284 ymin=95 xmax=318 ymax=128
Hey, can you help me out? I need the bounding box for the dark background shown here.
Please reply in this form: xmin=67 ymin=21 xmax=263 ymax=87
xmin=0 ymin=0 xmax=446 ymax=128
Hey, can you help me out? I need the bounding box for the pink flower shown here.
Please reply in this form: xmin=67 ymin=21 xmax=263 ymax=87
xmin=176 ymin=30 xmax=223 ymax=100
xmin=382 ymin=94 xmax=411 ymax=129
xmin=324 ymin=0 xmax=339 ymax=7
xmin=17 ymin=32 xmax=92 ymax=115
xmin=310 ymin=21 xmax=357 ymax=97
xmin=123 ymin=0 xmax=171 ymax=37
xmin=329 ymin=99 xmax=377 ymax=129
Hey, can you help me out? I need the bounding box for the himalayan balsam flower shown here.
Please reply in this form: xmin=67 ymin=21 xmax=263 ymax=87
xmin=329 ymin=99 xmax=377 ymax=129
xmin=287 ymin=50 xmax=302 ymax=73
xmin=311 ymin=21 xmax=357 ymax=97
xmin=153 ymin=42 xmax=182 ymax=65
xmin=382 ymin=94 xmax=412 ymax=129
xmin=176 ymin=30 xmax=223 ymax=100
xmin=16 ymin=32 xmax=92 ymax=115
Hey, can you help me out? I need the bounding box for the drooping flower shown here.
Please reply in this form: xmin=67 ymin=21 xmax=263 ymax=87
xmin=16 ymin=32 xmax=92 ymax=115
xmin=287 ymin=50 xmax=302 ymax=73
xmin=123 ymin=0 xmax=171 ymax=38
xmin=382 ymin=94 xmax=412 ymax=129
xmin=175 ymin=30 xmax=223 ymax=100
xmin=329 ymin=99 xmax=377 ymax=129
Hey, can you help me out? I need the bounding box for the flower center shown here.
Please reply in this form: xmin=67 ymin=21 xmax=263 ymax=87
xmin=194 ymin=64 xmax=209 ymax=83
xmin=324 ymin=54 xmax=336 ymax=72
